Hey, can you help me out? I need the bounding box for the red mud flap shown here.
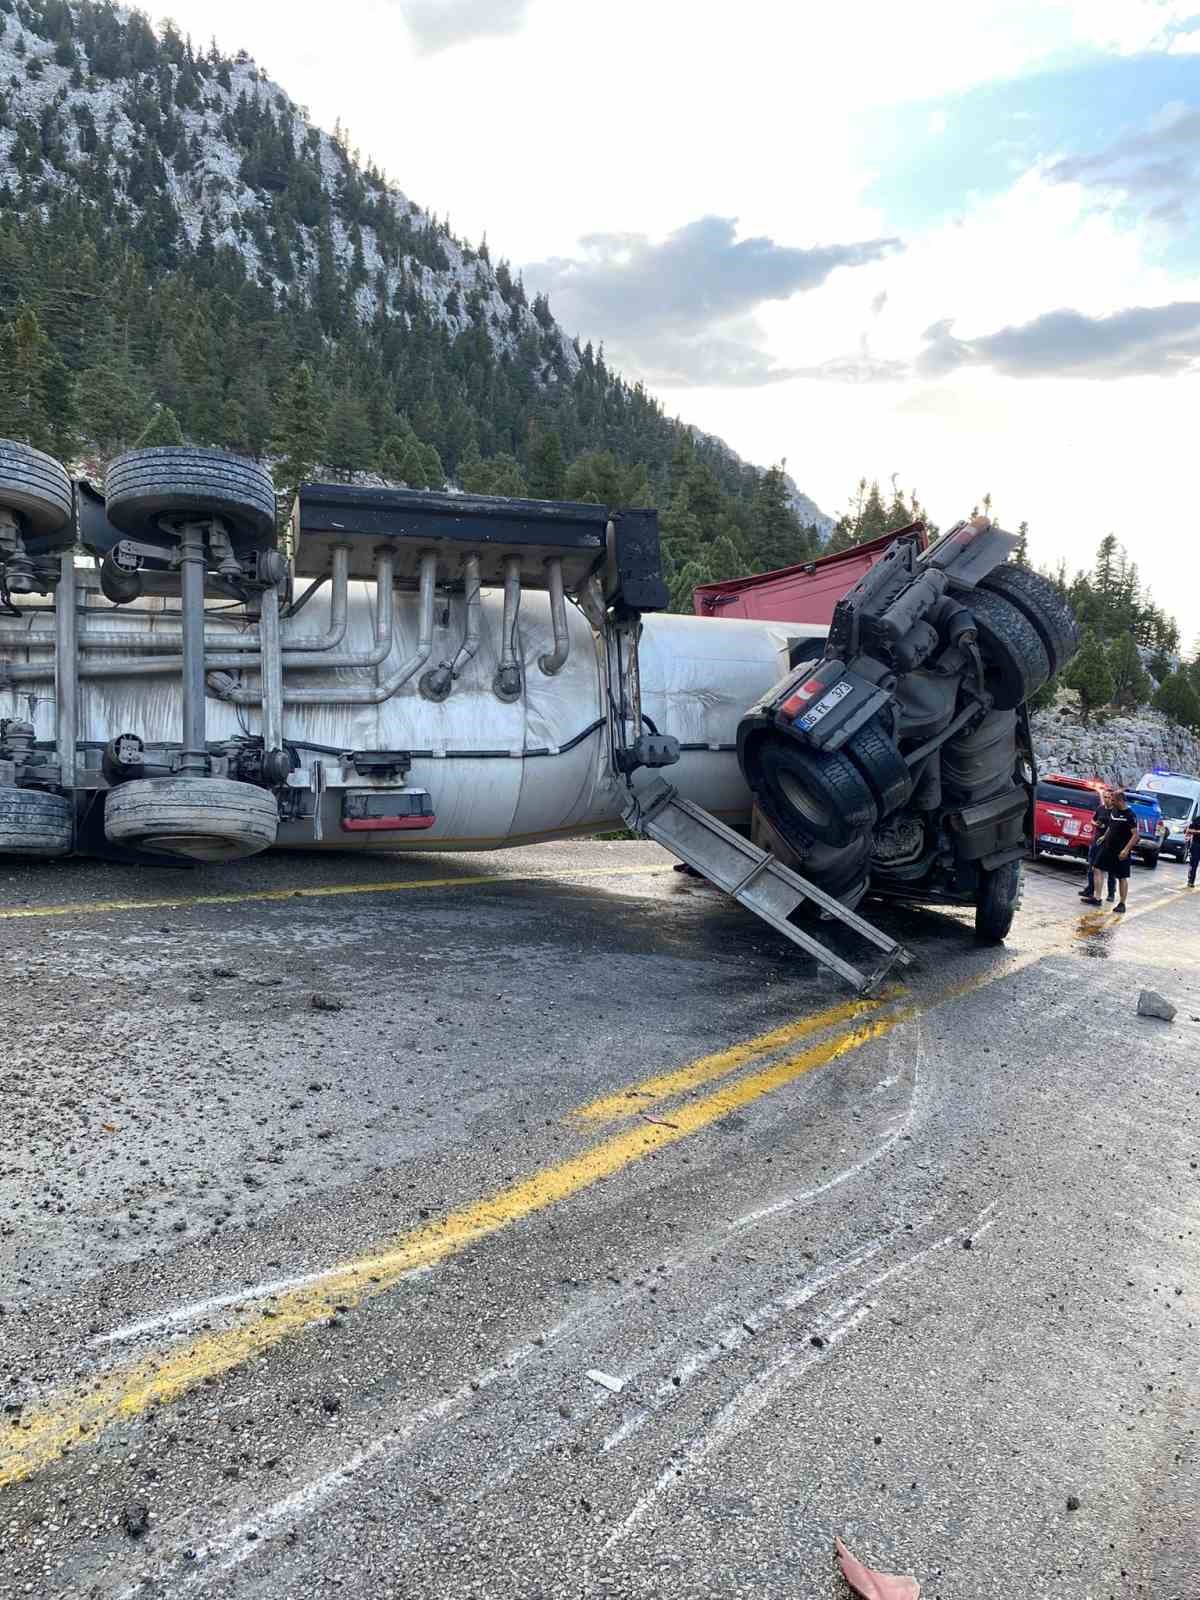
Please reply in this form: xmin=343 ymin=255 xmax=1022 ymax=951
xmin=341 ymin=815 xmax=436 ymax=832
xmin=341 ymin=788 xmax=435 ymax=832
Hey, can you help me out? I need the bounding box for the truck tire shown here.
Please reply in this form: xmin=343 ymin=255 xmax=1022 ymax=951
xmin=843 ymin=717 xmax=913 ymax=817
xmin=104 ymin=777 xmax=278 ymax=862
xmin=757 ymin=738 xmax=877 ymax=848
xmin=979 ymin=563 xmax=1079 ymax=678
xmin=966 ymin=587 xmax=1052 ymax=710
xmin=0 ymin=786 xmax=73 ymax=856
xmin=105 ymin=448 xmax=277 ymax=545
xmin=0 ymin=440 xmax=73 ymax=538
xmin=975 ymin=859 xmax=1023 ymax=943
xmin=1140 ymin=849 xmax=1158 ymax=870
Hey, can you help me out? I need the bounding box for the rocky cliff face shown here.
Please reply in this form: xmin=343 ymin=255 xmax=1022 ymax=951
xmin=1031 ymin=708 xmax=1200 ymax=786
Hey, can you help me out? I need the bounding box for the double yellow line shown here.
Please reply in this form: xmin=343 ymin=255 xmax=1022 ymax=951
xmin=1 ymin=879 xmax=1187 ymax=1491
xmin=0 ymin=992 xmax=907 ymax=1491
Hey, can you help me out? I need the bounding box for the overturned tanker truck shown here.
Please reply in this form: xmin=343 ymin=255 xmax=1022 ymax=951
xmin=0 ymin=439 xmax=1077 ymax=986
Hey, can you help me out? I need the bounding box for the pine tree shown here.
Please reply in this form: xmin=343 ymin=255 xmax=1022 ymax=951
xmin=1062 ymin=630 xmax=1114 ymax=725
xmin=1152 ymin=671 xmax=1200 ymax=734
xmin=272 ymin=363 xmax=326 ymax=500
xmin=1013 ymin=521 xmax=1029 ymax=564
xmin=750 ymin=463 xmax=816 ymax=573
xmin=528 ymin=426 xmax=566 ymax=500
xmin=1106 ymin=632 xmax=1151 ymax=710
xmin=134 ymin=404 xmax=184 ymax=447
xmin=325 ymin=391 xmax=374 ymax=481
xmin=825 ymin=477 xmax=896 ymax=553
xmin=0 ymin=306 xmax=53 ymax=452
xmin=460 ymin=453 xmax=526 ymax=497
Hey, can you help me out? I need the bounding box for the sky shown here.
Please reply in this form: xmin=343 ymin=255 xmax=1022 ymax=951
xmin=163 ymin=0 xmax=1200 ymax=650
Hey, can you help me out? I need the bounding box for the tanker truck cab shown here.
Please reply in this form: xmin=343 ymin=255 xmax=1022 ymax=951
xmin=1138 ymin=770 xmax=1200 ymax=862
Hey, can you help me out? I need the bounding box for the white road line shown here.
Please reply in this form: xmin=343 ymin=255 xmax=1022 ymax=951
xmin=601 ymin=1203 xmax=999 ymax=1553
xmin=600 ymin=1233 xmax=894 ymax=1455
xmin=601 ymin=1303 xmax=870 ymax=1554
xmin=730 ymin=1021 xmax=921 ymax=1231
xmin=91 ymin=1266 xmax=432 ymax=1347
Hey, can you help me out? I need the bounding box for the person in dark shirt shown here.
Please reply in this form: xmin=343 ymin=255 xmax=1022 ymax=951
xmin=1079 ymin=786 xmax=1118 ymax=902
xmin=1081 ymin=788 xmax=1138 ymax=912
xmin=1186 ymin=811 xmax=1200 ymax=888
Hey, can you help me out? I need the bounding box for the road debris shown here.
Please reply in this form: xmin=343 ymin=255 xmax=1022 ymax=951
xmin=1137 ymin=990 xmax=1177 ymax=1021
xmin=835 ymin=1536 xmax=920 ymax=1599
xmin=121 ymin=1502 xmax=150 ymax=1539
xmin=585 ymin=1369 xmax=625 ymax=1394
xmin=310 ymin=992 xmax=345 ymax=1012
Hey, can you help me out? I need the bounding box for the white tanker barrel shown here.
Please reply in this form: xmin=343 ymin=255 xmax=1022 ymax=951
xmin=0 ymin=459 xmax=823 ymax=862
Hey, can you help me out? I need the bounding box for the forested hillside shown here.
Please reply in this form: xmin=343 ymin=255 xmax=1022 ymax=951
xmin=0 ymin=0 xmax=824 ymax=608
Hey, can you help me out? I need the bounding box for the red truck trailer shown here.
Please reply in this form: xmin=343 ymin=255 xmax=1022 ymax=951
xmin=693 ymin=523 xmax=929 ymax=626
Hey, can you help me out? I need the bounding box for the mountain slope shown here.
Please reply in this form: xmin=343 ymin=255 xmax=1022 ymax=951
xmin=0 ymin=0 xmax=828 ymax=600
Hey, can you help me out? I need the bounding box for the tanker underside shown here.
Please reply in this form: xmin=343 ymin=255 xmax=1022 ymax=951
xmin=0 ymin=440 xmax=1079 ymax=969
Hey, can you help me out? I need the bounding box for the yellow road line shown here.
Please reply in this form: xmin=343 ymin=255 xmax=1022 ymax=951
xmin=0 ymin=875 xmax=1187 ymax=1491
xmin=0 ymin=864 xmax=675 ymax=923
xmin=573 ymin=989 xmax=901 ymax=1123
xmin=0 ymin=1011 xmax=907 ymax=1492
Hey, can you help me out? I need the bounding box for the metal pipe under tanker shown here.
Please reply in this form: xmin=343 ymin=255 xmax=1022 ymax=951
xmin=13 ymin=585 xmax=804 ymax=851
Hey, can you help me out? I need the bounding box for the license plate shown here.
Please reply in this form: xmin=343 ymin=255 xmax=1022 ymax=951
xmin=1063 ymin=819 xmax=1081 ymax=836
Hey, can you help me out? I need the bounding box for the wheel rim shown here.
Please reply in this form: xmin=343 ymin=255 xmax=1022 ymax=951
xmin=778 ymin=770 xmax=832 ymax=831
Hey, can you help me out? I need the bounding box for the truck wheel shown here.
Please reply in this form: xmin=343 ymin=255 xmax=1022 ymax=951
xmin=104 ymin=777 xmax=278 ymax=862
xmin=757 ymin=739 xmax=877 ymax=848
xmin=843 ymin=717 xmax=913 ymax=817
xmin=105 ymin=448 xmax=277 ymax=544
xmin=966 ymin=588 xmax=1052 ymax=710
xmin=975 ymin=859 xmax=1023 ymax=943
xmin=979 ymin=563 xmax=1079 ymax=678
xmin=0 ymin=440 xmax=73 ymax=538
xmin=1141 ymin=850 xmax=1158 ymax=870
xmin=0 ymin=786 xmax=73 ymax=857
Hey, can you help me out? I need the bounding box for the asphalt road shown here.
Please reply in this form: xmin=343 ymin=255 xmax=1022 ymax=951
xmin=0 ymin=840 xmax=1197 ymax=1600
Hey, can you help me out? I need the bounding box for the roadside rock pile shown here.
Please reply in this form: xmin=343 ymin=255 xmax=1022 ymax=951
xmin=1031 ymin=707 xmax=1200 ymax=785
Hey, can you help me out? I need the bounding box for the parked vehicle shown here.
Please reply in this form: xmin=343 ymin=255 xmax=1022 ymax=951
xmin=1136 ymin=770 xmax=1200 ymax=862
xmin=1032 ymin=773 xmax=1103 ymax=862
xmin=1123 ymin=789 xmax=1166 ymax=868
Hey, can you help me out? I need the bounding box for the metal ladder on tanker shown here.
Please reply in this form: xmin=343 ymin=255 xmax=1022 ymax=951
xmin=624 ymin=779 xmax=913 ymax=996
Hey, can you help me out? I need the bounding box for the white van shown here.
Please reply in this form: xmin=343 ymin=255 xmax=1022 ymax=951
xmin=1138 ymin=770 xmax=1200 ymax=861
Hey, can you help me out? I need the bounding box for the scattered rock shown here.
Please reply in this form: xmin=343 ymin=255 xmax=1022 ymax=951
xmin=810 ymin=1334 xmax=826 ymax=1349
xmin=310 ymin=993 xmax=344 ymax=1012
xmin=1137 ymin=990 xmax=1177 ymax=1022
xmin=320 ymin=1393 xmax=341 ymax=1414
xmin=962 ymin=1237 xmax=973 ymax=1250
xmin=585 ymin=1368 xmax=624 ymax=1394
xmin=211 ymin=965 xmax=237 ymax=979
xmin=187 ymin=988 xmax=205 ymax=1003
xmin=1066 ymin=1494 xmax=1081 ymax=1511
xmin=121 ymin=1502 xmax=150 ymax=1539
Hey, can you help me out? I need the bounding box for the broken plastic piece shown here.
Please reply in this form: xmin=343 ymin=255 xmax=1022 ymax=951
xmin=585 ymin=1368 xmax=625 ymax=1394
xmin=835 ymin=1536 xmax=921 ymax=1600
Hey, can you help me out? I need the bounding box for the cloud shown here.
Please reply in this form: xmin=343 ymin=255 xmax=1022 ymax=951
xmin=797 ymin=303 xmax=1200 ymax=384
xmin=1047 ymin=101 xmax=1200 ymax=222
xmin=917 ymin=302 xmax=1200 ymax=378
xmin=525 ymin=217 xmax=902 ymax=387
xmin=395 ymin=0 xmax=531 ymax=55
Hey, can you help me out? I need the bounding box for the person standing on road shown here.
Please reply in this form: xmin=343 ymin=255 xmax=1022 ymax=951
xmin=1079 ymin=785 xmax=1119 ymax=903
xmin=1186 ymin=811 xmax=1200 ymax=887
xmin=1081 ymin=788 xmax=1138 ymax=912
